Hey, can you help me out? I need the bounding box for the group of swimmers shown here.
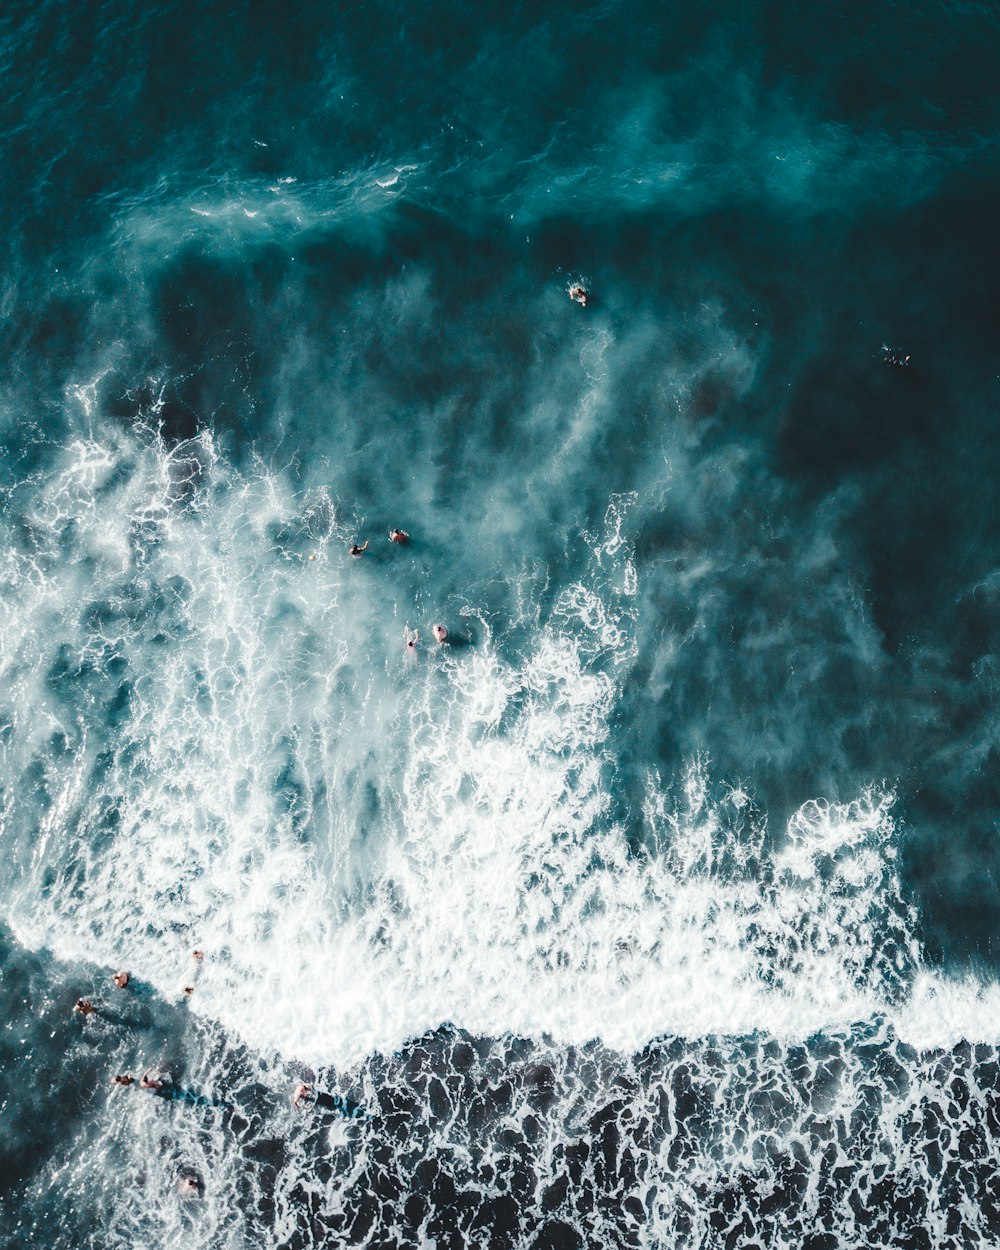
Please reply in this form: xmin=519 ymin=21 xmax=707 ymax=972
xmin=74 ymin=950 xmax=203 ymax=1021
xmin=75 ymin=952 xmax=203 ymax=1089
xmin=337 ymin=525 xmax=451 ymax=654
xmin=347 ymin=527 xmax=409 ymax=559
xmin=75 ymin=946 xmax=360 ymax=1200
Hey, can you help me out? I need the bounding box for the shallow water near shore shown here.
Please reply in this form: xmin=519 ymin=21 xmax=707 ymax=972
xmin=1 ymin=2 xmax=999 ymax=1247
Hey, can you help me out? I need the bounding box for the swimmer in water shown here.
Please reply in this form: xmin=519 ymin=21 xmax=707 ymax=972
xmin=112 ymin=970 xmax=129 ymax=989
xmin=404 ymin=626 xmax=419 ymax=656
xmin=73 ymin=998 xmax=96 ymax=1016
xmin=292 ymin=1082 xmax=315 ymax=1109
xmin=181 ymin=949 xmax=202 ymax=999
xmin=348 ymin=540 xmax=369 ymax=557
xmin=178 ymin=1174 xmax=201 ymax=1196
xmin=388 ymin=528 xmax=409 ymax=544
xmin=292 ymin=1082 xmax=363 ymax=1117
xmin=113 ymin=1073 xmax=134 ymax=1087
xmin=432 ymin=624 xmax=448 ymax=644
xmin=140 ymin=1070 xmax=168 ymax=1092
xmin=569 ymin=283 xmax=588 ymax=307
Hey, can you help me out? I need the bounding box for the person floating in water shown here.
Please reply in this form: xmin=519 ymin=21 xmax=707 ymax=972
xmin=116 ymin=1070 xmax=218 ymax=1106
xmin=73 ymin=998 xmax=96 ymax=1016
xmin=405 ymin=626 xmax=419 ymax=656
xmin=432 ymin=624 xmax=448 ymax=644
xmin=349 ymin=540 xmax=369 ymax=557
xmin=181 ymin=948 xmax=203 ymax=998
xmin=292 ymin=1082 xmax=366 ymax=1119
xmin=388 ymin=529 xmax=409 ymax=544
xmin=112 ymin=970 xmax=129 ymax=989
xmin=569 ymin=283 xmax=588 ymax=307
xmin=292 ymin=1082 xmax=314 ymax=1109
xmin=881 ymin=345 xmax=910 ymax=368
xmin=178 ymin=1174 xmax=201 ymax=1197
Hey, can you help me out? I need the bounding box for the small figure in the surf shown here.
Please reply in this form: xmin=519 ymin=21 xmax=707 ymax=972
xmin=178 ymin=1173 xmax=202 ymax=1197
xmin=181 ymin=948 xmax=203 ymax=998
xmin=569 ymin=283 xmax=589 ymax=307
xmin=73 ymin=997 xmax=97 ymax=1017
xmin=881 ymin=345 xmax=910 ymax=368
xmin=140 ymin=1070 xmax=212 ymax=1102
xmin=117 ymin=1070 xmax=216 ymax=1106
xmin=388 ymin=528 xmax=409 ymax=545
xmin=405 ymin=626 xmax=419 ymax=656
xmin=432 ymin=624 xmax=448 ymax=644
xmin=349 ymin=540 xmax=369 ymax=557
xmin=292 ymin=1081 xmax=366 ymax=1119
xmin=112 ymin=970 xmax=129 ymax=990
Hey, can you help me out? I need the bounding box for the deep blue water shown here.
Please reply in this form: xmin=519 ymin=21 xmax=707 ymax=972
xmin=1 ymin=2 xmax=999 ymax=1247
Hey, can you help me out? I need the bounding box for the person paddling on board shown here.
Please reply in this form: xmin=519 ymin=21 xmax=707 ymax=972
xmin=292 ymin=1082 xmax=315 ymax=1109
xmin=140 ymin=1069 xmax=170 ymax=1093
xmin=405 ymin=626 xmax=419 ymax=657
xmin=292 ymin=1081 xmax=365 ymax=1118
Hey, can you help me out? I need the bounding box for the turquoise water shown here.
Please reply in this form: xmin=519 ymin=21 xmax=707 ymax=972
xmin=1 ymin=2 xmax=999 ymax=1247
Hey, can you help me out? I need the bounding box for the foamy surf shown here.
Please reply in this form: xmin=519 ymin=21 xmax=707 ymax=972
xmin=0 ymin=425 xmax=991 ymax=1078
xmin=3 ymin=0 xmax=1000 ymax=1244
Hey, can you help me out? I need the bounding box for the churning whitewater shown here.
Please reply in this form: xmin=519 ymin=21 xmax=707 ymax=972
xmin=3 ymin=420 xmax=1000 ymax=1249
xmin=2 ymin=0 xmax=1000 ymax=1247
xmin=0 ymin=421 xmax=926 ymax=1064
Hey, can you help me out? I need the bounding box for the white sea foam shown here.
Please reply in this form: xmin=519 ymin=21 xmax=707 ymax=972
xmin=0 ymin=424 xmax=995 ymax=1080
xmin=106 ymin=160 xmax=431 ymax=261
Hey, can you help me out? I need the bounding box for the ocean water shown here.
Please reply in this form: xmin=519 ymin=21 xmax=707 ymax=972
xmin=1 ymin=1 xmax=999 ymax=1246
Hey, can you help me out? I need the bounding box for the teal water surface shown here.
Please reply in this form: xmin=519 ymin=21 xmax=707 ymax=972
xmin=1 ymin=2 xmax=999 ymax=1247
